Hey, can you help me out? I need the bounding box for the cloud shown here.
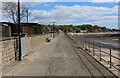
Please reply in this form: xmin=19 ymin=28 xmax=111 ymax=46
xmin=2 ymin=0 xmax=120 ymax=2
xmin=2 ymin=0 xmax=58 ymax=2
xmin=29 ymin=5 xmax=118 ymax=25
xmin=85 ymin=16 xmax=118 ymax=24
xmin=43 ymin=3 xmax=50 ymax=6
xmin=1 ymin=2 xmax=118 ymax=28
xmin=0 ymin=2 xmax=2 ymax=22
xmin=24 ymin=2 xmax=42 ymax=7
xmin=92 ymin=0 xmax=119 ymax=2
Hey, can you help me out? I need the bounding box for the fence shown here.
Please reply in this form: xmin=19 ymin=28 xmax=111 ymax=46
xmin=68 ymin=34 xmax=120 ymax=72
xmin=84 ymin=39 xmax=120 ymax=71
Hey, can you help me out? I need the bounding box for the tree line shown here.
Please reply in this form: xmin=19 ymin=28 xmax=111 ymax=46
xmin=43 ymin=24 xmax=119 ymax=33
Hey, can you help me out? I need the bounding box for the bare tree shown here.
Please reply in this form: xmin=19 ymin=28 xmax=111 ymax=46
xmin=2 ymin=2 xmax=31 ymax=24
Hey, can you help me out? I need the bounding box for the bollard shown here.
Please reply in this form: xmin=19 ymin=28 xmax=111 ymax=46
xmin=110 ymin=46 xmax=112 ymax=68
xmin=100 ymin=43 xmax=102 ymax=61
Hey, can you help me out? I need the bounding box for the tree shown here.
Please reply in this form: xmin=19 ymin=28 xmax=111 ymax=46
xmin=80 ymin=25 xmax=87 ymax=30
xmin=101 ymin=26 xmax=107 ymax=32
xmin=85 ymin=24 xmax=93 ymax=32
xmin=2 ymin=2 xmax=31 ymax=24
xmin=69 ymin=24 xmax=73 ymax=28
xmin=94 ymin=25 xmax=100 ymax=30
xmin=112 ymin=29 xmax=116 ymax=31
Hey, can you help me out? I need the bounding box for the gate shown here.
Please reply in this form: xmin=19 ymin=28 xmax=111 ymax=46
xmin=21 ymin=37 xmax=27 ymax=57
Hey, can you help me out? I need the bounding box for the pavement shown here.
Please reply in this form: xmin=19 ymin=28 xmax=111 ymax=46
xmin=2 ymin=34 xmax=115 ymax=77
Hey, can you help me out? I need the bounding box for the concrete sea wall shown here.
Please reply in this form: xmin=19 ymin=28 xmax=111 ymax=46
xmin=26 ymin=34 xmax=51 ymax=53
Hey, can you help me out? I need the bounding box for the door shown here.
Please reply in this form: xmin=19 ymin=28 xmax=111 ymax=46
xmin=21 ymin=37 xmax=27 ymax=57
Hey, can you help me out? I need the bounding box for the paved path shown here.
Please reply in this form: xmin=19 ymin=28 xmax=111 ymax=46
xmin=3 ymin=34 xmax=115 ymax=77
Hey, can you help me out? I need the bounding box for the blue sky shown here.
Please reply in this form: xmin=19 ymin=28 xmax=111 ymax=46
xmin=2 ymin=1 xmax=119 ymax=29
xmin=25 ymin=2 xmax=118 ymax=29
xmin=29 ymin=2 xmax=118 ymax=10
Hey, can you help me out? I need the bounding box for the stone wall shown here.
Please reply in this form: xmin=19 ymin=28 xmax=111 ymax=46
xmin=0 ymin=40 xmax=2 ymax=78
xmin=2 ymin=38 xmax=18 ymax=68
xmin=1 ymin=34 xmax=51 ymax=68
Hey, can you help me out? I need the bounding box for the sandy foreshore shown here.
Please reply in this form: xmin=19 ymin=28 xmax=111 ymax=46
xmin=88 ymin=46 xmax=120 ymax=76
xmin=70 ymin=32 xmax=120 ymax=76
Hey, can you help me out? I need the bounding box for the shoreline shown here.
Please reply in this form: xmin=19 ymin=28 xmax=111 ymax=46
xmin=69 ymin=32 xmax=120 ymax=76
xmin=70 ymin=32 xmax=120 ymax=51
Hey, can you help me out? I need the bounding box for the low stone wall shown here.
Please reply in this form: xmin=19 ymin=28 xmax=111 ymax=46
xmin=2 ymin=38 xmax=18 ymax=68
xmin=0 ymin=40 xmax=2 ymax=77
xmin=1 ymin=34 xmax=51 ymax=69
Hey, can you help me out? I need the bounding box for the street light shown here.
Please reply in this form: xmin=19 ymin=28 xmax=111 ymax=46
xmin=53 ymin=21 xmax=55 ymax=25
xmin=53 ymin=21 xmax=55 ymax=38
xmin=18 ymin=0 xmax=21 ymax=61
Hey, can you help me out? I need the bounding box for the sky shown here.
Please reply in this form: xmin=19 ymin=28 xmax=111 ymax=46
xmin=1 ymin=0 xmax=120 ymax=29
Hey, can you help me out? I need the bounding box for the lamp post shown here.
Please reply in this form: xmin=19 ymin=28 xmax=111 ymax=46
xmin=53 ymin=21 xmax=55 ymax=25
xmin=53 ymin=21 xmax=55 ymax=38
xmin=18 ymin=0 xmax=21 ymax=61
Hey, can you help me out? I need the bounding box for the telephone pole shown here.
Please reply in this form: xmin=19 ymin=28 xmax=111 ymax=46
xmin=18 ymin=0 xmax=21 ymax=61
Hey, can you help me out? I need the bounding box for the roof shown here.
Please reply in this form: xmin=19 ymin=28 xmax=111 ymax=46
xmin=1 ymin=22 xmax=15 ymax=26
xmin=0 ymin=22 xmax=42 ymax=27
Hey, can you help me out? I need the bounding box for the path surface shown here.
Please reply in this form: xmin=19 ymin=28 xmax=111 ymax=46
xmin=3 ymin=34 xmax=115 ymax=77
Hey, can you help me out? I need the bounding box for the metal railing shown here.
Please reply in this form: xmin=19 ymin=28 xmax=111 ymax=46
xmin=84 ymin=39 xmax=120 ymax=71
xmin=69 ymin=35 xmax=120 ymax=72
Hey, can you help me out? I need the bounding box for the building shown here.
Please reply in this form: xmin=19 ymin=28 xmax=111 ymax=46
xmin=1 ymin=22 xmax=43 ymax=37
xmin=80 ymin=30 xmax=87 ymax=33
